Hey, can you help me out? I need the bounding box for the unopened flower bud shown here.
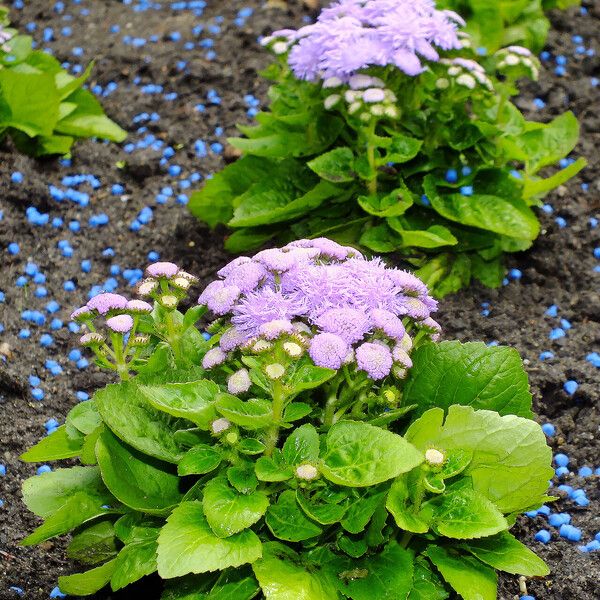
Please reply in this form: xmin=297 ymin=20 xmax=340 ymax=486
xmin=295 ymin=463 xmax=319 ymax=481
xmin=211 ymin=418 xmax=231 ymax=434
xmin=324 ymin=94 xmax=341 ymax=110
xmin=227 ymin=368 xmax=251 ymax=394
xmin=283 ymin=342 xmax=303 ymax=358
xmin=323 ymin=76 xmax=343 ymax=88
xmin=225 ymin=431 xmax=238 ymax=445
xmin=456 ymin=74 xmax=476 ymax=89
xmin=80 ymin=332 xmax=104 ymax=346
xmin=348 ymin=101 xmax=361 ymax=115
xmin=137 ymin=279 xmax=158 ymax=296
xmin=265 ymin=363 xmax=285 ymax=380
xmin=252 ymin=339 xmax=273 ymax=353
xmin=131 ymin=334 xmax=150 ymax=347
xmin=425 ymin=448 xmax=445 ymax=466
xmin=272 ymin=41 xmax=288 ymax=55
xmin=202 ymin=347 xmax=227 ymax=369
xmin=436 ymin=77 xmax=449 ymax=89
xmin=172 ymin=276 xmax=191 ymax=290
xmin=160 ymin=295 xmax=178 ymax=309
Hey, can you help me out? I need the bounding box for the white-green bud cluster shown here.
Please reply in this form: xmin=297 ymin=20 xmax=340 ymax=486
xmin=495 ymin=46 xmax=540 ymax=80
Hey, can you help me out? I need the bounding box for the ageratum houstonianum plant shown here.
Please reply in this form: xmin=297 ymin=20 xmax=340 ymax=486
xmin=21 ymin=239 xmax=554 ymax=599
xmin=189 ymin=0 xmax=585 ymax=297
xmin=0 ymin=7 xmax=126 ymax=156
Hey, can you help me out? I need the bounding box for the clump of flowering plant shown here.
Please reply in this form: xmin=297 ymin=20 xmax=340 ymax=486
xmin=21 ymin=241 xmax=553 ymax=599
xmin=189 ymin=0 xmax=584 ymax=297
xmin=0 ymin=8 xmax=125 ymax=156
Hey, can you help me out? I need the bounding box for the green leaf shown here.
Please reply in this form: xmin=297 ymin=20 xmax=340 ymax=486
xmin=21 ymin=466 xmax=114 ymax=545
xmin=96 ymin=430 xmax=183 ymax=515
xmin=358 ymin=186 xmax=414 ymax=218
xmin=341 ymin=490 xmax=387 ymax=534
xmin=58 ymin=559 xmax=117 ymax=596
xmin=56 ymin=61 xmax=94 ymax=100
xmin=388 ymin=222 xmax=458 ymax=249
xmin=282 ymin=424 xmax=320 ymax=466
xmin=408 ymin=557 xmax=449 ymax=600
xmin=359 ymin=223 xmax=400 ymax=253
xmin=238 ymin=438 xmax=266 ymax=455
xmin=0 ymin=69 xmax=59 ymax=136
xmin=470 ymin=255 xmax=505 ymax=289
xmin=256 ymin=451 xmax=294 ymax=482
xmin=386 ymin=478 xmax=429 ymax=534
xmin=139 ymin=380 xmax=219 ymax=427
xmin=157 ymin=501 xmax=262 ymax=578
xmin=230 ymin=114 xmax=342 ymax=158
xmin=523 ymin=157 xmax=587 ymax=199
xmin=384 ymin=134 xmax=423 ymax=164
xmin=67 ymin=520 xmax=118 ymax=565
xmin=67 ymin=400 xmax=102 ymax=435
xmin=461 ymin=531 xmax=549 ymax=576
xmin=202 ymin=477 xmax=269 ymax=538
xmin=296 ymin=489 xmax=348 ymax=525
xmin=230 ymin=179 xmax=340 ymax=228
xmin=224 ymin=228 xmax=278 ymax=253
xmin=286 ymin=363 xmax=336 ymax=395
xmin=95 ymin=381 xmax=184 ymax=463
xmin=55 ymin=87 xmax=126 ymax=141
xmin=253 ymin=542 xmax=338 ymax=600
xmin=320 ymin=421 xmax=423 ymax=487
xmin=265 ymin=490 xmax=322 ymax=542
xmin=20 ymin=426 xmax=83 ymax=462
xmin=425 ymin=546 xmax=497 ymax=600
xmin=333 ymin=541 xmax=414 ymax=600
xmin=403 ymin=341 xmax=534 ymax=418
xmin=215 ymin=395 xmax=272 ymax=430
xmin=422 ymin=488 xmax=508 ymax=539
xmin=283 ymin=402 xmax=312 ymax=422
xmin=308 ymin=147 xmax=355 ymax=182
xmin=111 ymin=537 xmax=158 ymax=591
xmin=518 ymin=112 xmax=580 ymax=173
xmin=406 ymin=405 xmax=553 ymax=514
xmin=189 ymin=155 xmax=276 ymax=228
xmin=228 ymin=464 xmax=259 ymax=494
xmin=178 ymin=444 xmax=222 ymax=476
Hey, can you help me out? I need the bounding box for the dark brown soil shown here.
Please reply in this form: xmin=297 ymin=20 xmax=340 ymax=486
xmin=0 ymin=1 xmax=598 ymax=599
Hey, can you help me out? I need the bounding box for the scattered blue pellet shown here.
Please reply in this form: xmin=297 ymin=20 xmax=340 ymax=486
xmin=563 ymin=380 xmax=578 ymax=395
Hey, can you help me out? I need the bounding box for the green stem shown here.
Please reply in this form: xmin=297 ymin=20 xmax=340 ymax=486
xmin=264 ymin=380 xmax=286 ymax=457
xmin=164 ymin=311 xmax=183 ymax=363
xmin=110 ymin=333 xmax=130 ymax=381
xmin=365 ymin=120 xmax=378 ymax=196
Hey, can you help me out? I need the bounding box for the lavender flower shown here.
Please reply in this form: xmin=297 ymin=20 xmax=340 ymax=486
xmin=232 ymin=288 xmax=306 ymax=338
xmin=137 ymin=279 xmax=158 ymax=296
xmin=70 ymin=306 xmax=94 ymax=322
xmin=272 ymin=0 xmax=463 ymax=81
xmin=219 ymin=327 xmax=247 ymax=351
xmin=223 ymin=261 xmax=267 ymax=293
xmin=146 ymin=262 xmax=179 ymax=278
xmin=106 ymin=314 xmax=134 ymax=333
xmin=309 ymin=333 xmax=349 ymax=370
xmin=202 ymin=347 xmax=227 ymax=369
xmin=356 ymin=342 xmax=393 ymax=379
xmin=126 ymin=300 xmax=153 ymax=313
xmin=199 ymin=281 xmax=241 ymax=315
xmin=87 ymin=293 xmax=128 ymax=315
xmin=227 ymin=368 xmax=252 ymax=394
xmin=315 ymin=307 xmax=370 ymax=344
xmin=371 ymin=308 xmax=405 ymax=340
xmin=259 ymin=319 xmax=294 ymax=340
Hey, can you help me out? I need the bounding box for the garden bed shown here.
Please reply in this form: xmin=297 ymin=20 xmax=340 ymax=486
xmin=0 ymin=0 xmax=598 ymax=598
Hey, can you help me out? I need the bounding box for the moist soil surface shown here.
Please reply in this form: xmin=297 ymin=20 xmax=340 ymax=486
xmin=0 ymin=1 xmax=599 ymax=599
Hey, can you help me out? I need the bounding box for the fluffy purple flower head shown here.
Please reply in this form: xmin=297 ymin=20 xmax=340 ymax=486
xmin=356 ymin=342 xmax=393 ymax=379
xmin=219 ymin=327 xmax=247 ymax=352
xmin=223 ymin=261 xmax=267 ymax=293
xmin=217 ymin=256 xmax=252 ymax=278
xmin=309 ymin=333 xmax=349 ymax=370
xmin=146 ymin=262 xmax=179 ymax=278
xmin=227 ymin=368 xmax=252 ymax=394
xmin=232 ymin=288 xmax=306 ymax=339
xmin=126 ymin=300 xmax=153 ymax=313
xmin=106 ymin=314 xmax=134 ymax=334
xmin=87 ymin=293 xmax=128 ymax=315
xmin=202 ymin=347 xmax=227 ymax=369
xmin=315 ymin=308 xmax=370 ymax=344
xmin=199 ymin=281 xmax=241 ymax=315
xmin=259 ymin=319 xmax=294 ymax=340
xmin=371 ymin=308 xmax=405 ymax=340
xmin=272 ymin=0 xmax=463 ymax=81
xmin=71 ymin=306 xmax=94 ymax=321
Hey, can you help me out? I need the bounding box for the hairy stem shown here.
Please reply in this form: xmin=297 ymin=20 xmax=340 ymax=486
xmin=264 ymin=380 xmax=286 ymax=457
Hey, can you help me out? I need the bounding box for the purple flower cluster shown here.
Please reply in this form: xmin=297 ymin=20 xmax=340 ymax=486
xmin=267 ymin=0 xmax=464 ymax=81
xmin=199 ymin=238 xmax=439 ymax=380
